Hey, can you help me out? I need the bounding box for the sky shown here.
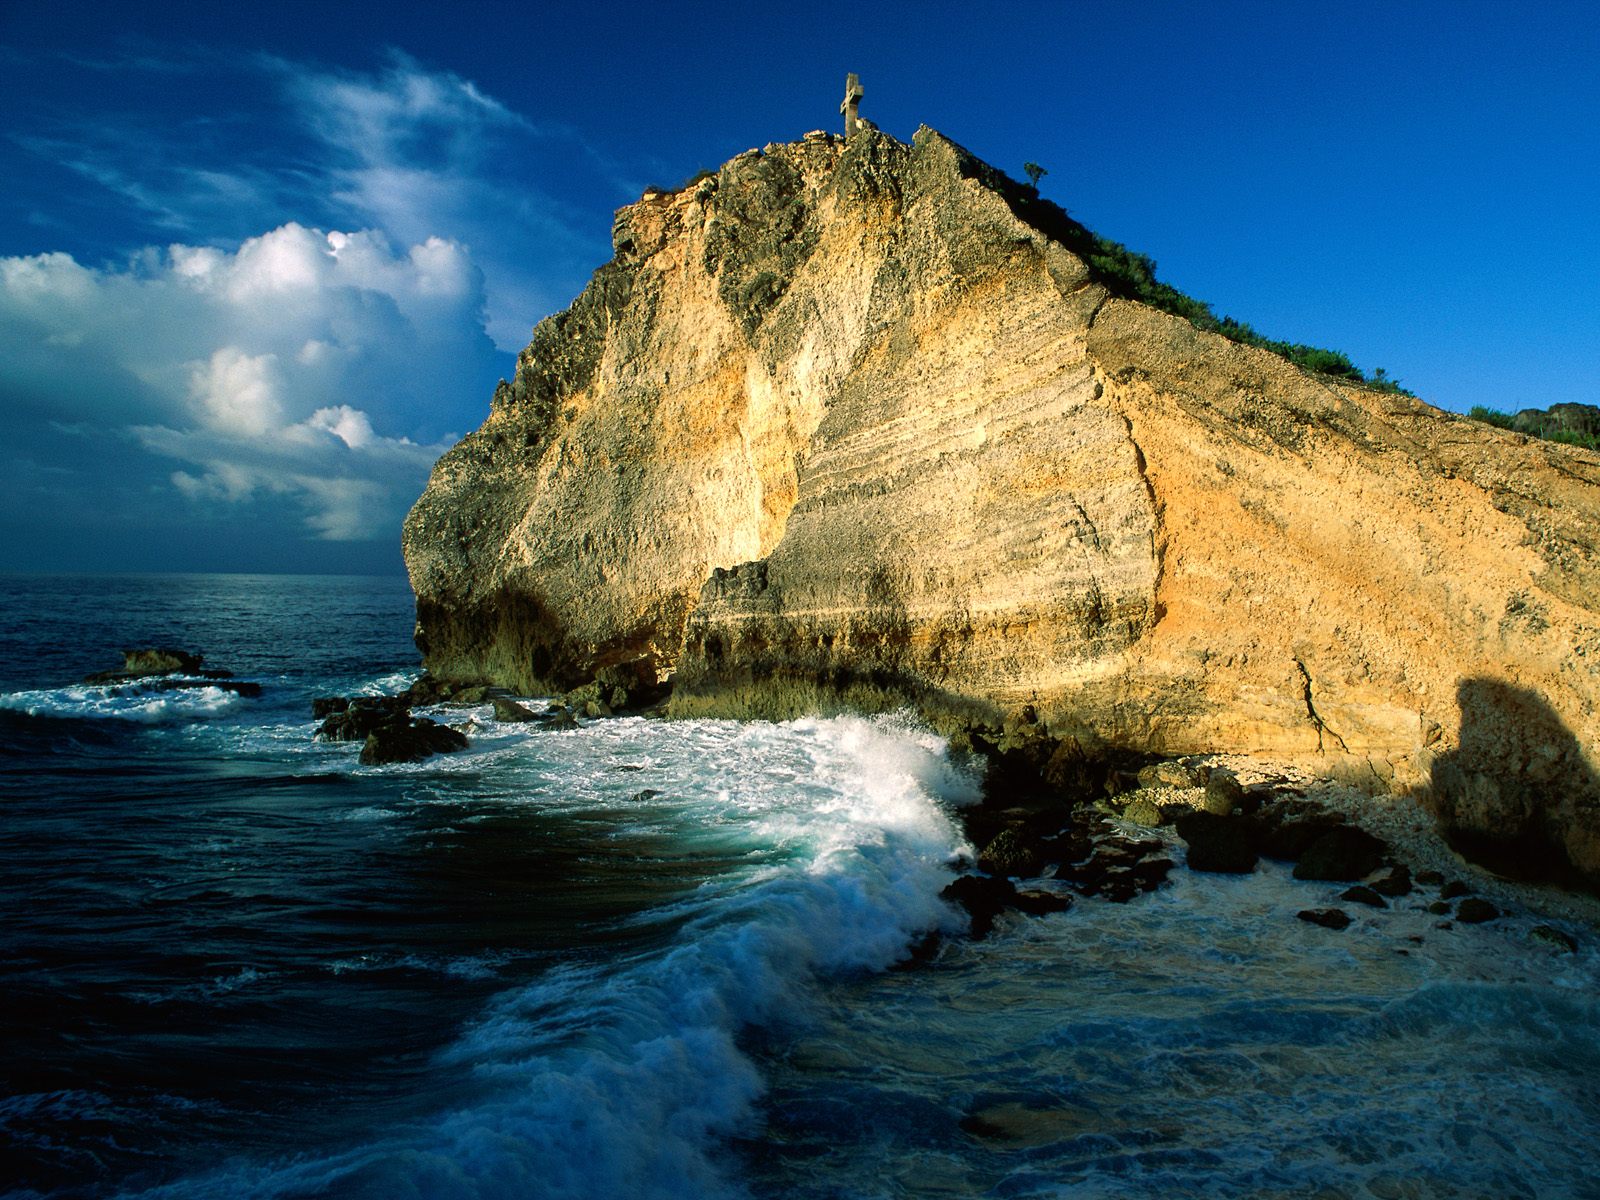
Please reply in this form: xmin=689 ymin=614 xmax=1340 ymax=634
xmin=1 ymin=0 xmax=1596 ymax=575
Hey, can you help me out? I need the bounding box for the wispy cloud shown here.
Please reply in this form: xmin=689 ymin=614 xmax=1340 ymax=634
xmin=0 ymin=48 xmax=639 ymax=564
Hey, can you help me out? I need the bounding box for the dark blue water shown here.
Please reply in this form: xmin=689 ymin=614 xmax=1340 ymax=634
xmin=0 ymin=575 xmax=788 ymax=1196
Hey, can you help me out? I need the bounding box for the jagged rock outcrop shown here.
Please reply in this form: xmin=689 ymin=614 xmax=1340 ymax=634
xmin=403 ymin=125 xmax=1600 ymax=883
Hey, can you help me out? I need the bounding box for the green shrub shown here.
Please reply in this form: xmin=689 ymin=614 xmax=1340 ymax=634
xmin=1467 ymin=406 xmax=1517 ymax=430
xmin=1465 ymin=407 xmax=1599 ymax=451
xmin=1545 ymin=428 xmax=1600 ymax=451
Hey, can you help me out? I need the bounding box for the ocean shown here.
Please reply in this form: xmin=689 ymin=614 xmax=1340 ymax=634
xmin=1 ymin=573 xmax=1597 ymax=1199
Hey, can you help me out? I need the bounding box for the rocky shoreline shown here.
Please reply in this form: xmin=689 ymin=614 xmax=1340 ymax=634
xmin=324 ymin=670 xmax=1599 ymax=946
xmin=941 ymin=748 xmax=1598 ymax=950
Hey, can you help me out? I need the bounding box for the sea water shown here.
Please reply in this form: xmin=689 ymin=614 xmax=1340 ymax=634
xmin=1 ymin=574 xmax=1596 ymax=1200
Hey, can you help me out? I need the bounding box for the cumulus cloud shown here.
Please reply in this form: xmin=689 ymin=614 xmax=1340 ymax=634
xmin=0 ymin=223 xmax=504 ymax=546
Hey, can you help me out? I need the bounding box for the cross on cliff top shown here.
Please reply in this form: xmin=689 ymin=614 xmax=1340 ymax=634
xmin=840 ymin=73 xmax=863 ymax=140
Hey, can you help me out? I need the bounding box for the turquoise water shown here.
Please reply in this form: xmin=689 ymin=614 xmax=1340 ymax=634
xmin=1 ymin=574 xmax=1596 ymax=1199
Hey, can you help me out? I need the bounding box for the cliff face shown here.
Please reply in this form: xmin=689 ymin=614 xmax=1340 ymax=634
xmin=402 ymin=126 xmax=1600 ymax=882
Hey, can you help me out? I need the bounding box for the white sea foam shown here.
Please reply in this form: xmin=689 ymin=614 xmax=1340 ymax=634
xmin=0 ymin=682 xmax=246 ymax=724
xmin=130 ymin=713 xmax=977 ymax=1200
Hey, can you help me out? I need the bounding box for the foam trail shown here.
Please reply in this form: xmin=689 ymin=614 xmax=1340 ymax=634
xmin=128 ymin=714 xmax=976 ymax=1200
xmin=0 ymin=683 xmax=245 ymax=724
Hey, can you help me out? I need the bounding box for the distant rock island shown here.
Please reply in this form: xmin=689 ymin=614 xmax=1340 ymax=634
xmin=403 ymin=123 xmax=1600 ymax=888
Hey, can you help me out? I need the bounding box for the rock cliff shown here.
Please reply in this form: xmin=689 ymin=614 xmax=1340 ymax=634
xmin=402 ymin=126 xmax=1600 ymax=883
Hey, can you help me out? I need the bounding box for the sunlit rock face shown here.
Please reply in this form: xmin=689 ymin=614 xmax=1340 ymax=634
xmin=403 ymin=125 xmax=1600 ymax=883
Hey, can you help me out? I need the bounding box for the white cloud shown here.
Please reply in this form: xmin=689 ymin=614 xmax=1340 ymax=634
xmin=0 ymin=223 xmax=502 ymax=543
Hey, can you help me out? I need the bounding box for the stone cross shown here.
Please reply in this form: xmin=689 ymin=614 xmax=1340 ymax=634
xmin=840 ymin=73 xmax=863 ymax=140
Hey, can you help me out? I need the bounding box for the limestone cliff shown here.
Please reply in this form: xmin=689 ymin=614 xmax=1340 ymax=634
xmin=402 ymin=126 xmax=1600 ymax=882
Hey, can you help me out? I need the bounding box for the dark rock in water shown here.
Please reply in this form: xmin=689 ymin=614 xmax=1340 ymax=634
xmin=978 ymin=828 xmax=1043 ymax=878
xmin=1427 ymin=900 xmax=1452 ymax=915
xmin=1341 ymin=885 xmax=1387 ymax=908
xmin=1454 ymin=897 xmax=1500 ymax=924
xmin=1531 ymin=925 xmax=1578 ymax=953
xmin=630 ymin=789 xmax=662 ymax=802
xmin=492 ymin=697 xmax=540 ymax=722
xmin=1297 ymin=908 xmax=1352 ymax=930
xmin=317 ymin=696 xmax=410 ymax=742
xmin=1369 ymin=865 xmax=1413 ymax=897
xmin=1440 ymin=880 xmax=1470 ymax=900
xmin=1202 ymin=771 xmax=1246 ymax=815
xmin=1415 ymin=869 xmax=1445 ymax=886
xmin=358 ymin=717 xmax=469 ymax=765
xmin=941 ymin=874 xmax=1018 ymax=937
xmin=1013 ymin=889 xmax=1073 ymax=916
xmin=83 ymin=647 xmax=251 ymax=690
xmin=120 ymin=647 xmax=206 ymax=676
xmin=539 ymin=705 xmax=580 ymax=730
xmin=1256 ymin=811 xmax=1343 ymax=862
xmin=1174 ymin=811 xmax=1258 ymax=873
xmin=311 ymin=695 xmax=349 ymax=719
xmin=1292 ymin=826 xmax=1388 ymax=881
xmin=1130 ymin=857 xmax=1176 ymax=890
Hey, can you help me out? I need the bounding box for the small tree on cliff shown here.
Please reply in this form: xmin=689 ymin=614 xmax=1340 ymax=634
xmin=1023 ymin=162 xmax=1047 ymax=191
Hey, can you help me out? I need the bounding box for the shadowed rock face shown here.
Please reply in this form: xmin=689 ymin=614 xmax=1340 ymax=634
xmin=403 ymin=125 xmax=1600 ymax=884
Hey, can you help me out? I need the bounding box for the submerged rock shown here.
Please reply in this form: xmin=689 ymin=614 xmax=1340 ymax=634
xmin=1531 ymin=924 xmax=1578 ymax=953
xmin=1341 ymin=885 xmax=1387 ymax=908
xmin=1297 ymin=908 xmax=1353 ymax=930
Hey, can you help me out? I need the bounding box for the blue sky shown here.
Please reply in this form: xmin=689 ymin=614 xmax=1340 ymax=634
xmin=2 ymin=0 xmax=1596 ymax=574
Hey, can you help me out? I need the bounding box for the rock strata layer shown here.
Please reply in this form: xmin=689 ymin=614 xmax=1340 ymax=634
xmin=403 ymin=126 xmax=1600 ymax=884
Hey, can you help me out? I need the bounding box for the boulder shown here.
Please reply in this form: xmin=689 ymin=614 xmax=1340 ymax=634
xmin=1369 ymin=865 xmax=1413 ymax=897
xmin=978 ymin=828 xmax=1042 ymax=878
xmin=1291 ymin=826 xmax=1388 ymax=881
xmin=1122 ymin=795 xmax=1164 ymax=827
xmin=1454 ymin=897 xmax=1500 ymax=924
xmin=1174 ymin=811 xmax=1259 ymax=874
xmin=120 ymin=647 xmax=206 ymax=675
xmin=1340 ymin=885 xmax=1386 ymax=908
xmin=492 ymin=697 xmax=540 ymax=722
xmin=358 ymin=718 xmax=469 ymax=765
xmin=941 ymin=874 xmax=1019 ymax=937
xmin=317 ymin=696 xmax=410 ymax=742
xmin=1202 ymin=771 xmax=1246 ymax=815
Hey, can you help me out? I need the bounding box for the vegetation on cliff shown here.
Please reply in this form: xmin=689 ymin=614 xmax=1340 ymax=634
xmin=1468 ymin=404 xmax=1600 ymax=451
